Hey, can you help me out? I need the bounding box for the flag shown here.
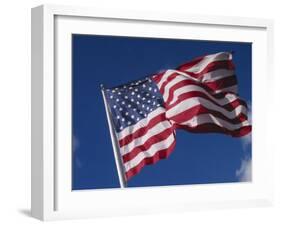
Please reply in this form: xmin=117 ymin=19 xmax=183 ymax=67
xmin=104 ymin=52 xmax=251 ymax=181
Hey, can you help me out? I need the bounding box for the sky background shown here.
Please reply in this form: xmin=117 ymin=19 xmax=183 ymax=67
xmin=72 ymin=34 xmax=252 ymax=190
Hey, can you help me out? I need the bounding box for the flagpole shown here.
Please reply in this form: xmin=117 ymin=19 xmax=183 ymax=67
xmin=100 ymin=84 xmax=127 ymax=188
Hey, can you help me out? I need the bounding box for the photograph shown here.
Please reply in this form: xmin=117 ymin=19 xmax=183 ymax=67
xmin=72 ymin=35 xmax=252 ymax=190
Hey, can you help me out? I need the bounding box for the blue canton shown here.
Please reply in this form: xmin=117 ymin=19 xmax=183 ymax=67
xmin=105 ymin=78 xmax=164 ymax=132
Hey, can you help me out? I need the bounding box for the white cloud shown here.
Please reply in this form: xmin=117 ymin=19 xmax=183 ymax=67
xmin=75 ymin=158 xmax=83 ymax=168
xmin=236 ymin=158 xmax=252 ymax=182
xmin=73 ymin=135 xmax=83 ymax=168
xmin=246 ymin=101 xmax=252 ymax=124
xmin=241 ymin=133 xmax=252 ymax=150
xmin=73 ymin=135 xmax=80 ymax=152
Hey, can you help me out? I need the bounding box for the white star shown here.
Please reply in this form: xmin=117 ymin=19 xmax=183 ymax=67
xmin=120 ymin=126 xmax=123 ymax=130
xmin=129 ymin=87 xmax=133 ymax=90
xmin=148 ymin=87 xmax=152 ymax=91
xmin=154 ymin=89 xmax=157 ymax=92
xmin=131 ymin=115 xmax=135 ymax=119
xmin=137 ymin=117 xmax=140 ymax=121
xmin=131 ymin=92 xmax=135 ymax=95
xmin=157 ymin=104 xmax=160 ymax=107
xmin=128 ymin=104 xmax=131 ymax=108
xmin=125 ymin=96 xmax=128 ymax=99
xmin=118 ymin=92 xmax=121 ymax=95
xmin=147 ymin=100 xmax=151 ymax=103
xmin=131 ymin=98 xmax=134 ymax=102
xmin=127 ymin=121 xmax=131 ymax=125
xmin=119 ymin=107 xmax=123 ymax=111
xmin=113 ymin=105 xmax=117 ymax=108
xmin=110 ymin=96 xmax=113 ymax=99
xmin=146 ymin=107 xmax=149 ymax=110
xmin=116 ymin=99 xmax=119 ymax=102
xmin=122 ymin=101 xmax=125 ymax=105
xmin=137 ymin=94 xmax=141 ymax=98
xmin=142 ymin=84 xmax=146 ymax=88
xmin=122 ymin=118 xmax=125 ymax=122
xmin=117 ymin=115 xmax=120 ymax=119
xmin=142 ymin=97 xmax=146 ymax=100
xmin=136 ymin=101 xmax=140 ymax=104
xmin=135 ymin=88 xmax=138 ymax=92
xmin=112 ymin=90 xmax=116 ymax=93
xmin=146 ymin=93 xmax=150 ymax=96
xmin=125 ymin=112 xmax=129 ymax=116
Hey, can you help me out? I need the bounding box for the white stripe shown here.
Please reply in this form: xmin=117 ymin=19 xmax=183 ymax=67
xmin=157 ymin=69 xmax=176 ymax=89
xmin=157 ymin=52 xmax=232 ymax=91
xmin=185 ymin=52 xmax=231 ymax=74
xmin=124 ymin=133 xmax=175 ymax=172
xmin=157 ymin=69 xmax=197 ymax=89
xmin=201 ymin=69 xmax=234 ymax=82
xmin=162 ymin=75 xmax=187 ymax=101
xmin=161 ymin=71 xmax=235 ymax=102
xmin=158 ymin=68 xmax=233 ymax=92
xmin=214 ymin=85 xmax=237 ymax=94
xmin=169 ymin=84 xmax=239 ymax=106
xmin=120 ymin=120 xmax=172 ymax=156
xmin=117 ymin=107 xmax=165 ymax=140
xmin=178 ymin=113 xmax=250 ymax=131
xmin=166 ymin=97 xmax=247 ymax=120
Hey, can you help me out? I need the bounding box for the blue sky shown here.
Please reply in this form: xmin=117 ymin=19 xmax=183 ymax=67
xmin=72 ymin=34 xmax=252 ymax=190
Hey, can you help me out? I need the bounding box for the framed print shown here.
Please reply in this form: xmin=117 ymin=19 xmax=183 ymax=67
xmin=31 ymin=4 xmax=274 ymax=221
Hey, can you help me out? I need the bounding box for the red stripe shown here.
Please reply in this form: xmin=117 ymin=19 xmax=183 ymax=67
xmin=166 ymin=90 xmax=247 ymax=112
xmin=164 ymin=79 xmax=237 ymax=105
xmin=204 ymin=75 xmax=237 ymax=92
xmin=229 ymin=98 xmax=247 ymax=109
xmin=157 ymin=65 xmax=235 ymax=95
xmin=151 ymin=72 xmax=165 ymax=84
xmin=183 ymin=60 xmax=235 ymax=79
xmin=118 ymin=113 xmax=166 ymax=147
xmin=158 ymin=70 xmax=236 ymax=96
xmin=125 ymin=140 xmax=176 ymax=180
xmin=122 ymin=127 xmax=174 ymax=163
xmin=159 ymin=71 xmax=179 ymax=93
xmin=169 ymin=104 xmax=249 ymax=125
xmin=210 ymin=92 xmax=227 ymax=99
xmin=176 ymin=124 xmax=251 ymax=137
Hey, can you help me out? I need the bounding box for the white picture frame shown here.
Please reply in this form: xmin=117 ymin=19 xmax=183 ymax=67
xmin=31 ymin=4 xmax=274 ymax=221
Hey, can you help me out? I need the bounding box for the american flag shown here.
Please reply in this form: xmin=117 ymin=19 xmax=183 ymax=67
xmin=104 ymin=52 xmax=251 ymax=181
